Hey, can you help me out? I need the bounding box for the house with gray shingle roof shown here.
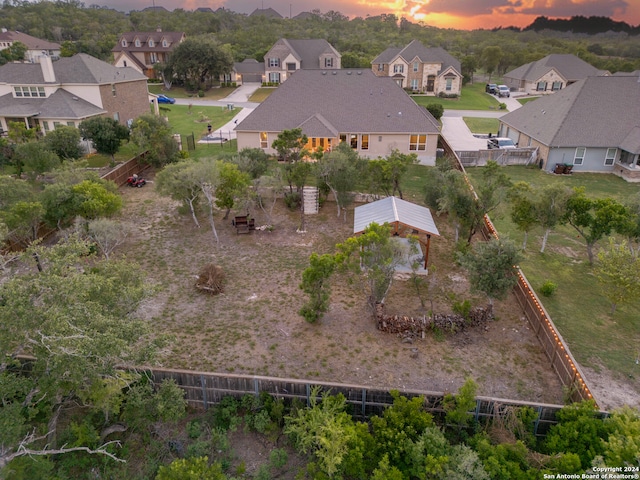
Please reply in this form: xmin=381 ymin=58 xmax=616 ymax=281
xmin=112 ymin=28 xmax=185 ymax=79
xmin=372 ymin=40 xmax=462 ymax=95
xmin=0 ymin=53 xmax=150 ymax=135
xmin=498 ymin=74 xmax=640 ymax=179
xmin=0 ymin=29 xmax=61 ymax=63
xmin=222 ymin=58 xmax=265 ymax=85
xmin=264 ymin=38 xmax=341 ymax=84
xmin=503 ymin=54 xmax=608 ymax=95
xmin=235 ymin=69 xmax=440 ymax=164
xmin=249 ymin=7 xmax=283 ymax=19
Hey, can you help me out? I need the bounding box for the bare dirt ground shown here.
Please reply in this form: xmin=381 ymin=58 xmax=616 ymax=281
xmin=118 ymin=171 xmax=569 ymax=407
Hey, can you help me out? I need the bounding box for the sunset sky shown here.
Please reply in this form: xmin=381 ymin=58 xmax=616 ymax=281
xmin=100 ymin=0 xmax=640 ymax=30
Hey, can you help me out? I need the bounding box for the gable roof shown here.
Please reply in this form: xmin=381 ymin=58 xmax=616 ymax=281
xmin=112 ymin=31 xmax=184 ymax=53
xmin=353 ymin=196 xmax=440 ymax=236
xmin=0 ymin=89 xmax=105 ymax=119
xmin=372 ymin=40 xmax=461 ymax=74
xmin=0 ymin=30 xmax=60 ymax=50
xmin=233 ymin=58 xmax=264 ymax=74
xmin=236 ymin=69 xmax=439 ymax=135
xmin=500 ymin=75 xmax=640 ymax=152
xmin=250 ymin=7 xmax=283 ymax=18
xmin=0 ymin=53 xmax=147 ymax=85
xmin=276 ymin=39 xmax=341 ymax=68
xmin=504 ymin=54 xmax=606 ymax=82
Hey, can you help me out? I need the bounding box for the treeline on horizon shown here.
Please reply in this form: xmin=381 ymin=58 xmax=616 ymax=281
xmin=0 ymin=1 xmax=639 ymax=75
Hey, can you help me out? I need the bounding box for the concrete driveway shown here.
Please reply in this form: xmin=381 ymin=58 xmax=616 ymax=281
xmin=440 ymin=90 xmax=524 ymax=152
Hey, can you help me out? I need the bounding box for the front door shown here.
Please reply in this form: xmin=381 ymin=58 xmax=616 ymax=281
xmin=426 ymin=75 xmax=435 ymax=92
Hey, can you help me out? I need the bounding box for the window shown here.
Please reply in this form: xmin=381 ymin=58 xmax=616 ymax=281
xmin=574 ymin=147 xmax=586 ymax=165
xmin=268 ymin=72 xmax=280 ymax=83
xmin=149 ymin=52 xmax=158 ymax=64
xmin=552 ymin=81 xmax=562 ymax=91
xmin=260 ymin=132 xmax=268 ymax=148
xmin=286 ymin=63 xmax=296 ymax=71
xmin=393 ymin=64 xmax=404 ymax=74
xmin=324 ymin=57 xmax=333 ymax=68
xmin=339 ymin=134 xmax=347 ymax=143
xmin=53 ymin=121 xmax=62 ymax=129
xmin=411 ymin=79 xmax=418 ymax=91
xmin=162 ymin=40 xmax=168 ymax=47
xmin=148 ymin=39 xmax=154 ymax=47
xmin=413 ymin=61 xmax=419 ymax=72
xmin=121 ymin=39 xmax=127 ymax=47
xmin=67 ymin=121 xmax=75 ymax=127
xmin=410 ymin=134 xmax=427 ymax=151
xmin=113 ymin=112 xmax=120 ymax=122
xmin=536 ymin=81 xmax=547 ymax=91
xmin=42 ymin=121 xmax=49 ymax=131
xmin=377 ymin=64 xmax=384 ymax=71
xmin=361 ymin=134 xmax=369 ymax=150
xmin=222 ymin=73 xmax=231 ymax=82
xmin=605 ymin=148 xmax=617 ymax=166
xmin=112 ymin=84 xmax=117 ymax=96
xmin=14 ymin=86 xmax=22 ymax=97
xmin=135 ymin=39 xmax=140 ymax=47
xmin=268 ymin=57 xmax=280 ymax=68
xmin=446 ymin=78 xmax=453 ymax=91
xmin=350 ymin=134 xmax=358 ymax=149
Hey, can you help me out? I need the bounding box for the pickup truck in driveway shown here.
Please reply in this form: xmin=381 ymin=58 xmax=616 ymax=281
xmin=485 ymin=83 xmax=498 ymax=94
xmin=497 ymin=85 xmax=510 ymax=97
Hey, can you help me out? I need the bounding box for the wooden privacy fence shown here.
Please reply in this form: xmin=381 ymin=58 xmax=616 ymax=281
xmin=457 ymin=147 xmax=538 ymax=167
xmin=438 ymin=137 xmax=598 ymax=406
xmin=100 ymin=151 xmax=150 ymax=186
xmin=142 ymin=366 xmax=574 ymax=437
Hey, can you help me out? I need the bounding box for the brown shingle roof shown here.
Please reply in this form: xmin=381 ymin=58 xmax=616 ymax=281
xmin=236 ymin=69 xmax=439 ymax=134
xmin=0 ymin=30 xmax=60 ymax=50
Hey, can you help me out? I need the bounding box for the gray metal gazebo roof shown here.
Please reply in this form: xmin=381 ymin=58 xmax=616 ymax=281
xmin=353 ymin=196 xmax=439 ymax=236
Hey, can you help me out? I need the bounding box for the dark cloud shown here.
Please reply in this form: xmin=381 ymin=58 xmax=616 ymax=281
xmin=519 ymin=0 xmax=628 ymax=17
xmin=413 ymin=0 xmax=512 ymax=16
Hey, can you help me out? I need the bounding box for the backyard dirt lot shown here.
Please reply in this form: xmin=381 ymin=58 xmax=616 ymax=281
xmin=118 ymin=171 xmax=571 ymax=406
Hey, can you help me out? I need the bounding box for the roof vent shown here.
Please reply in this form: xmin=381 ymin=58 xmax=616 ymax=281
xmin=387 ymin=113 xmax=391 ymax=117
xmin=332 ymin=71 xmax=337 ymax=75
xmin=72 ymin=96 xmax=78 ymax=101
xmin=357 ymin=71 xmax=362 ymax=75
xmin=322 ymin=71 xmax=327 ymax=75
xmin=347 ymin=71 xmax=352 ymax=75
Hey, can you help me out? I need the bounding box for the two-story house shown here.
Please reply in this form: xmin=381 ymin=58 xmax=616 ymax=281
xmin=372 ymin=40 xmax=462 ymax=95
xmin=112 ymin=28 xmax=185 ymax=79
xmin=503 ymin=54 xmax=608 ymax=95
xmin=263 ymin=38 xmax=341 ymax=84
xmin=0 ymin=53 xmax=150 ymax=135
xmin=0 ymin=29 xmax=61 ymax=62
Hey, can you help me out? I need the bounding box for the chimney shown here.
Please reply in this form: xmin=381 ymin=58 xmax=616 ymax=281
xmin=38 ymin=54 xmax=55 ymax=82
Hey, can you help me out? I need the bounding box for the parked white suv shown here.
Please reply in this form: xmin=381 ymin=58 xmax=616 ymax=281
xmin=497 ymin=85 xmax=510 ymax=97
xmin=487 ymin=137 xmax=517 ymax=149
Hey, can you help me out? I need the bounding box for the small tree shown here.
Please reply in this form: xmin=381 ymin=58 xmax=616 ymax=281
xmin=272 ymin=128 xmax=309 ymax=165
xmin=425 ymin=103 xmax=444 ymax=120
xmin=316 ymin=142 xmax=364 ymax=219
xmin=130 ymin=114 xmax=180 ymax=167
xmin=508 ymin=181 xmax=538 ymax=250
xmin=13 ymin=142 xmax=60 ymax=181
xmin=79 ymin=116 xmax=129 ymax=161
xmin=86 ymin=218 xmax=131 ymax=260
xmin=230 ymin=147 xmax=270 ymax=179
xmin=595 ymin=239 xmax=640 ymax=315
xmin=155 ymin=160 xmax=204 ymax=228
xmin=43 ymin=125 xmax=83 ymax=160
xmin=458 ymin=238 xmax=522 ymax=305
xmin=299 ymin=253 xmax=336 ymax=323
xmin=215 ymin=161 xmax=251 ymax=220
xmin=536 ymin=183 xmax=572 ymax=253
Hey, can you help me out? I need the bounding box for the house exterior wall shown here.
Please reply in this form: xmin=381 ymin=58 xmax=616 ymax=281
xmin=113 ymin=53 xmax=144 ymax=74
xmin=372 ymin=63 xmax=389 ymax=77
xmin=264 ymin=41 xmax=293 ymax=83
xmin=98 ymin=80 xmax=150 ymax=125
xmin=237 ymin=131 xmax=438 ymax=166
xmin=521 ymin=69 xmax=566 ymax=95
xmin=434 ymin=74 xmax=461 ymax=96
xmin=60 ymin=85 xmax=103 ymax=107
xmin=319 ymin=52 xmax=340 ymax=69
xmin=546 ymin=146 xmax=617 ymax=173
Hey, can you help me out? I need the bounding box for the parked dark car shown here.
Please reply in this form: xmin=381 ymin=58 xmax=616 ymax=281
xmin=155 ymin=94 xmax=176 ymax=104
xmin=485 ymin=83 xmax=498 ymax=94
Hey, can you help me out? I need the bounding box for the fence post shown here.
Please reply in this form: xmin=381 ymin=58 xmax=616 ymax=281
xmin=361 ymin=388 xmax=366 ymax=417
xmin=306 ymin=383 xmax=311 ymax=407
xmin=200 ymin=374 xmax=208 ymax=410
xmin=534 ymin=406 xmax=543 ymax=436
xmin=254 ymin=378 xmax=259 ymax=396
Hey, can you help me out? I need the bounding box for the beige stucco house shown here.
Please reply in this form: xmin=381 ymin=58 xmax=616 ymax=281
xmin=263 ymin=38 xmax=341 ymax=84
xmin=0 ymin=29 xmax=61 ymax=63
xmin=112 ymin=28 xmax=185 ymax=79
xmin=235 ymin=69 xmax=440 ymax=165
xmin=372 ymin=40 xmax=462 ymax=95
xmin=0 ymin=53 xmax=150 ymax=135
xmin=503 ymin=54 xmax=608 ymax=95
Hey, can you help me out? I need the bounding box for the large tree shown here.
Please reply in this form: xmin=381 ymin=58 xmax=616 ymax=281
xmin=43 ymin=125 xmax=83 ymax=160
xmin=79 ymin=117 xmax=129 ymax=161
xmin=0 ymin=237 xmax=154 ymax=468
xmin=167 ymin=35 xmax=234 ymax=91
xmin=13 ymin=142 xmax=60 ymax=182
xmin=316 ymin=142 xmax=365 ymax=219
xmin=595 ymin=239 xmax=640 ymax=315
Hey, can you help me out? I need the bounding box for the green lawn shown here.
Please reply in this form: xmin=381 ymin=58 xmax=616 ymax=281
xmin=518 ymin=96 xmax=540 ymax=105
xmin=466 ymin=165 xmax=640 ymax=383
xmin=463 ymin=117 xmax=499 ymax=134
xmin=248 ymin=87 xmax=277 ymax=102
xmin=411 ymin=82 xmax=504 ymax=110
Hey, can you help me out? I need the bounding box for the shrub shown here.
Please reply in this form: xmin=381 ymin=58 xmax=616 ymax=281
xmin=425 ymin=103 xmax=444 ymax=120
xmin=452 ymin=299 xmax=472 ymax=320
xmin=198 ymin=90 xmax=204 ymax=97
xmin=499 ymin=102 xmax=507 ymax=110
xmin=540 ymin=280 xmax=557 ymax=297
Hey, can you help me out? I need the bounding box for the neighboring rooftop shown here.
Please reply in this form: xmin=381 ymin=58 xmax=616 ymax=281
xmin=500 ymin=75 xmax=640 ymax=152
xmin=504 ymin=53 xmax=607 ymax=82
xmin=372 ymin=40 xmax=461 ymax=74
xmin=0 ymin=29 xmax=60 ymax=50
xmin=278 ymin=38 xmax=341 ymax=69
xmin=249 ymin=7 xmax=283 ymax=18
xmin=233 ymin=58 xmax=264 ymax=74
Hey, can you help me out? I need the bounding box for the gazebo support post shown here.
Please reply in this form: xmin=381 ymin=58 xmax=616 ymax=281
xmin=424 ymin=234 xmax=431 ymax=270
